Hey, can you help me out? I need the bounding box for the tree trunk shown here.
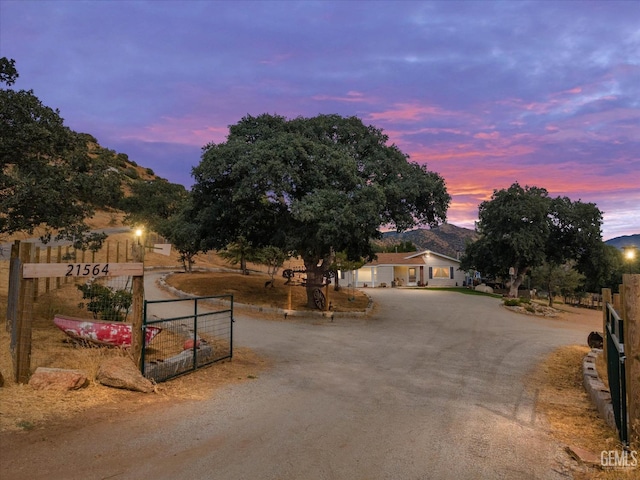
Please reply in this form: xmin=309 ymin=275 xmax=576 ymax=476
xmin=508 ymin=272 xmax=525 ymax=298
xmin=240 ymin=255 xmax=248 ymax=275
xmin=303 ymin=257 xmax=326 ymax=309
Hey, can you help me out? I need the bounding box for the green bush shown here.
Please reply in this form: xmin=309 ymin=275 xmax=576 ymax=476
xmin=124 ymin=167 xmax=139 ymax=179
xmin=503 ymin=298 xmax=520 ymax=306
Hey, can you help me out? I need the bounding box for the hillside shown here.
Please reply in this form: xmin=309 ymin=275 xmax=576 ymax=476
xmin=377 ymin=223 xmax=477 ymax=258
xmin=378 ymin=227 xmax=639 ymax=259
xmin=605 ymin=234 xmax=640 ymax=250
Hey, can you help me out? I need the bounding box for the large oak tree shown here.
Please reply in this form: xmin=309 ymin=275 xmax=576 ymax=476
xmin=460 ymin=182 xmax=605 ymax=297
xmin=191 ymin=113 xmax=450 ymax=307
xmin=0 ymin=58 xmax=119 ymax=248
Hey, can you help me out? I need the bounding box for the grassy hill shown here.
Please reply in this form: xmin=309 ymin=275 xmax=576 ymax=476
xmin=605 ymin=234 xmax=640 ymax=250
xmin=376 ymin=223 xmax=477 ymax=258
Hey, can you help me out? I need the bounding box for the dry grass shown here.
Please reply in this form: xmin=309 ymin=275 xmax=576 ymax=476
xmin=529 ymin=345 xmax=618 ymax=452
xmin=528 ymin=345 xmax=638 ymax=478
xmin=165 ymin=270 xmax=370 ymax=313
xmin=0 ymin=217 xmax=270 ymax=433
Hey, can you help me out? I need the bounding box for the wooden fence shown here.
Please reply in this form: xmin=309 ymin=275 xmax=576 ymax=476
xmin=5 ymin=240 xmax=148 ymax=383
xmin=1 ymin=234 xmax=165 ymax=302
xmin=602 ymin=274 xmax=640 ymax=447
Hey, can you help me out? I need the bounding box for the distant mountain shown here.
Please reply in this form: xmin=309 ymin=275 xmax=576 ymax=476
xmin=378 ymin=228 xmax=639 ymax=259
xmin=378 ymin=224 xmax=477 ymax=258
xmin=605 ymin=234 xmax=640 ymax=250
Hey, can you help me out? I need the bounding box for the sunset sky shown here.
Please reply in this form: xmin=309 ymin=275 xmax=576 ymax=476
xmin=1 ymin=0 xmax=639 ymax=240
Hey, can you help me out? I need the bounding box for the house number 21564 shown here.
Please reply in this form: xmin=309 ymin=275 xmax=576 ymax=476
xmin=65 ymin=263 xmax=110 ymax=277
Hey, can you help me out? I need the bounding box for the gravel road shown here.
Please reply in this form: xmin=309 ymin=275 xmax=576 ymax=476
xmin=3 ymin=273 xmax=594 ymax=479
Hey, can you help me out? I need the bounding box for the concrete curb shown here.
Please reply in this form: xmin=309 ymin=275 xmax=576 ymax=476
xmin=155 ymin=271 xmax=374 ymax=320
xmin=582 ymin=349 xmax=617 ymax=433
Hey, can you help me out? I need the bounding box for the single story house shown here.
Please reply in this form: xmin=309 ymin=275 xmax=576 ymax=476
xmin=340 ymin=250 xmax=466 ymax=288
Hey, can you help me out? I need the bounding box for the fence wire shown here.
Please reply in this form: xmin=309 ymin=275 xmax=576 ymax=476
xmin=75 ymin=276 xmax=134 ymax=322
xmin=142 ymin=295 xmax=233 ymax=383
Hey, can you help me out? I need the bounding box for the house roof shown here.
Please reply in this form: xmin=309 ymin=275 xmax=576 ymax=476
xmin=365 ymin=250 xmax=460 ymax=266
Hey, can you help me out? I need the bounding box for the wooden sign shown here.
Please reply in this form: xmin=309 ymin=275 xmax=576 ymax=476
xmin=22 ymin=262 xmax=144 ymax=279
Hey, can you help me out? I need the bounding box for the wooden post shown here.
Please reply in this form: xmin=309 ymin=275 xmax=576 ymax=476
xmin=602 ymin=288 xmax=612 ymax=364
xmin=130 ymin=242 xmax=145 ymax=368
xmin=64 ymin=246 xmax=70 ymax=283
xmin=45 ymin=246 xmax=51 ymax=293
xmin=56 ymin=246 xmax=62 ymax=289
xmin=32 ymin=246 xmax=40 ymax=301
xmin=623 ymin=274 xmax=640 ymax=446
xmin=325 ymin=281 xmax=330 ymax=311
xmin=15 ymin=242 xmax=35 ymax=383
xmin=106 ymin=241 xmax=110 ymax=263
xmin=116 ymin=241 xmax=121 ymax=263
xmin=6 ymin=241 xmax=20 ymax=334
xmin=125 ymin=240 xmax=129 ymax=262
xmin=614 ymin=292 xmax=621 ymax=315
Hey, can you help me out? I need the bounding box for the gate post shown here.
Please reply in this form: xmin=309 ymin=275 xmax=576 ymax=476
xmin=15 ymin=242 xmax=35 ymax=383
xmin=6 ymin=241 xmax=20 ymax=334
xmin=130 ymin=242 xmax=145 ymax=368
xmin=623 ymin=274 xmax=640 ymax=446
xmin=603 ymin=288 xmax=612 ymax=364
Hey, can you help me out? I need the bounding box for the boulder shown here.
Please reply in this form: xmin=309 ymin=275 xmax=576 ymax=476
xmin=475 ymin=283 xmax=494 ymax=294
xmin=97 ymin=356 xmax=154 ymax=393
xmin=29 ymin=367 xmax=88 ymax=391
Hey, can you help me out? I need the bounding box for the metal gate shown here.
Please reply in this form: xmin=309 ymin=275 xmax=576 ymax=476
xmin=142 ymin=295 xmax=233 ymax=383
xmin=605 ymin=302 xmax=628 ymax=446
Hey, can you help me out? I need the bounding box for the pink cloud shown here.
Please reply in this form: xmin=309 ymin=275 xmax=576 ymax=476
xmin=312 ymin=91 xmax=372 ymax=103
xmin=473 ymin=131 xmax=501 ymax=140
xmin=120 ymin=116 xmax=229 ymax=146
xmin=368 ymin=102 xmax=459 ymax=123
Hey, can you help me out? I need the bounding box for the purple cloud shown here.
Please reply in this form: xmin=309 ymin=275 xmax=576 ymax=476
xmin=2 ymin=0 xmax=638 ymax=239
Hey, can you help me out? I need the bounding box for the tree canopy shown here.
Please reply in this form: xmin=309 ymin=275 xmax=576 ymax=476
xmin=191 ymin=113 xmax=450 ymax=307
xmin=120 ymin=178 xmax=188 ymax=230
xmin=0 ymin=57 xmax=118 ymax=247
xmin=156 ymin=201 xmax=204 ymax=273
xmin=460 ymin=182 xmax=605 ymax=297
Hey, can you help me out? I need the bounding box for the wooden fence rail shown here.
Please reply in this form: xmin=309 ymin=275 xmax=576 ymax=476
xmin=5 ymin=240 xmax=147 ymax=382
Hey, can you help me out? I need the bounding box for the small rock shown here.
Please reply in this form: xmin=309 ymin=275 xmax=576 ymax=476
xmin=97 ymin=356 xmax=154 ymax=393
xmin=475 ymin=284 xmax=494 ymax=294
xmin=29 ymin=367 xmax=88 ymax=391
xmin=565 ymin=445 xmax=600 ymax=466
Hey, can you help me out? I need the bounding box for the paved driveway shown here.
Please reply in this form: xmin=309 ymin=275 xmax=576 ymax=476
xmin=4 ymin=275 xmax=594 ymax=479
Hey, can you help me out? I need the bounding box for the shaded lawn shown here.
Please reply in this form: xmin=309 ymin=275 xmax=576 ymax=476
xmin=165 ymin=271 xmax=370 ymax=312
xmin=410 ymin=286 xmax=503 ymax=298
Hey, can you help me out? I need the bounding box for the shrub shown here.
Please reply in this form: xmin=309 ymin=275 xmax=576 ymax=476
xmin=124 ymin=167 xmax=139 ymax=179
xmin=503 ymin=298 xmax=520 ymax=306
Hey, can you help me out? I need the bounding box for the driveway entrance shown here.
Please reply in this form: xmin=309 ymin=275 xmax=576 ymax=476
xmin=3 ymin=277 xmax=596 ymax=479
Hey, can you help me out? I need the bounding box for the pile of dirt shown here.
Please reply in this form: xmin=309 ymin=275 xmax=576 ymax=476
xmin=503 ymin=301 xmax=559 ymax=317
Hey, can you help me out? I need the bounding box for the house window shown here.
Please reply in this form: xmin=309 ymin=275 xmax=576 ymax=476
xmin=408 ymin=268 xmax=416 ymax=283
xmin=432 ymin=267 xmax=450 ymax=279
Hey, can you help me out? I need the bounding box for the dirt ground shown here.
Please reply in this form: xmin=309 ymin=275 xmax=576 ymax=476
xmin=0 ymin=219 xmax=635 ymax=477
